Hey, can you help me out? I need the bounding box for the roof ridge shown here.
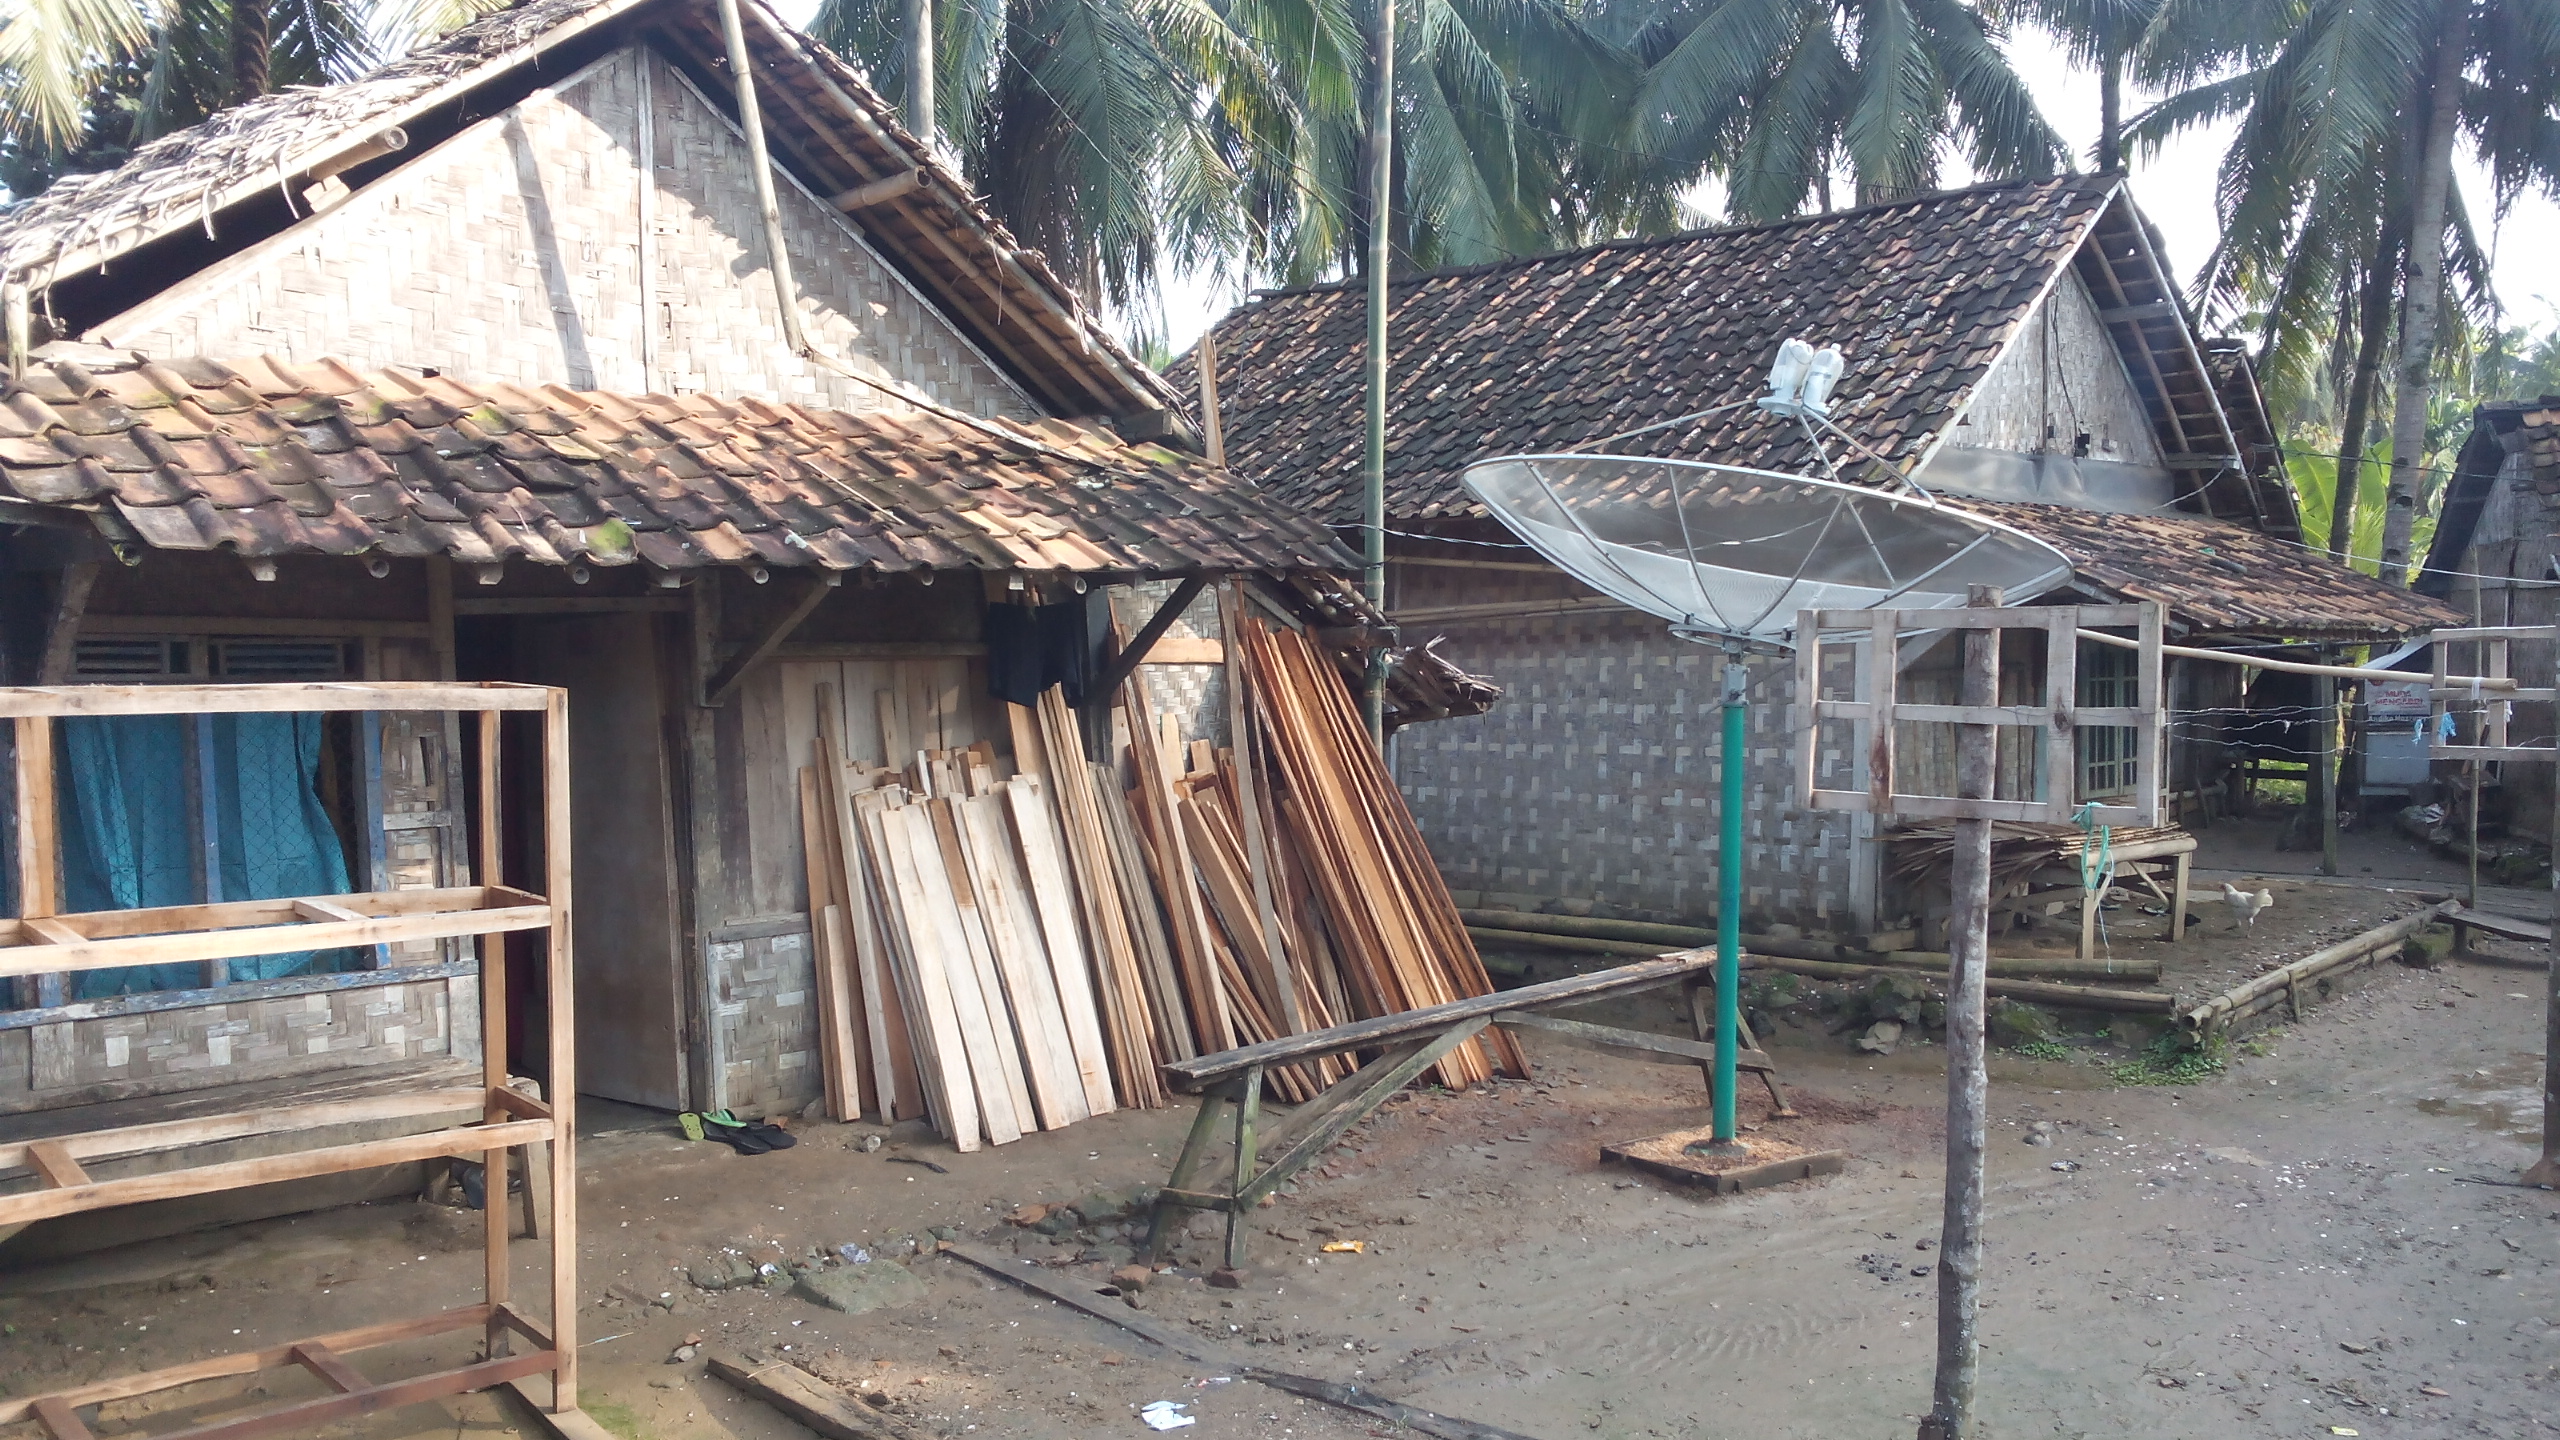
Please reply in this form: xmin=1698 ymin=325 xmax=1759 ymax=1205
xmin=1234 ymin=174 xmax=2115 ymax=306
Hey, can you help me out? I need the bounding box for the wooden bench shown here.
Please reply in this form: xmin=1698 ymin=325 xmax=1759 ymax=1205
xmin=1145 ymin=951 xmax=1791 ymax=1269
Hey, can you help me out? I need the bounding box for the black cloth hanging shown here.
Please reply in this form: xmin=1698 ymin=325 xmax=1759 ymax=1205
xmin=985 ymin=596 xmax=1102 ymax=708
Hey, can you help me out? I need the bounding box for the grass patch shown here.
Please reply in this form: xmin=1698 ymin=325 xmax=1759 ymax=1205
xmin=584 ymin=1401 xmax=648 ymax=1440
xmin=2110 ymin=1031 xmax=2225 ymax=1086
xmin=2009 ymin=1040 xmax=2073 ymax=1062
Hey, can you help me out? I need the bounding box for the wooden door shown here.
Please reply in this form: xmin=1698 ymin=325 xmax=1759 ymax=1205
xmin=514 ymin=613 xmax=689 ymax=1110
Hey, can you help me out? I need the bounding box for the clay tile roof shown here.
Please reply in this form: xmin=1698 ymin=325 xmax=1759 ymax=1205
xmin=1182 ymin=176 xmax=2124 ymax=524
xmin=0 ymin=354 xmax=1352 ymax=578
xmin=1960 ymin=501 xmax=2462 ymax=641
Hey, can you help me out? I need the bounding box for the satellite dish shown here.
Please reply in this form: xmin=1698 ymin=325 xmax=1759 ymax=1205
xmin=1460 ymin=454 xmax=2073 ymax=650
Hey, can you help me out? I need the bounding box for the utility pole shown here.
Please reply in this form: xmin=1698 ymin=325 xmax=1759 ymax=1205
xmin=1359 ymin=0 xmax=1394 ymax=746
xmin=908 ymin=0 xmax=934 ymax=144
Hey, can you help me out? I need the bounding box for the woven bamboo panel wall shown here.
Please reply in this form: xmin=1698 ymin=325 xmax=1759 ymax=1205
xmin=1388 ymin=564 xmax=1867 ymax=930
xmin=0 ymin=979 xmax=461 ymax=1113
xmin=96 ymin=47 xmax=1036 ymax=420
xmin=1115 ymin=581 xmax=1229 ymax=748
xmin=705 ymin=929 xmax=816 ymax=1120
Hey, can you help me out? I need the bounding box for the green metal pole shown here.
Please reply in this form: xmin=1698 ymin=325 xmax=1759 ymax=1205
xmin=1714 ymin=656 xmax=1746 ymax=1144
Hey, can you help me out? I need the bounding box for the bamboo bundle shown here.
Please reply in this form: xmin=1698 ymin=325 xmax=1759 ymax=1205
xmin=1886 ymin=821 xmax=2187 ymax=892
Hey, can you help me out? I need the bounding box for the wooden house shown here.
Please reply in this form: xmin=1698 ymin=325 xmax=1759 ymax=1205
xmin=2412 ymin=397 xmax=2560 ymax=837
xmin=0 ymin=0 xmax=1491 ymax=1184
xmin=1185 ymin=178 xmax=2458 ymax=935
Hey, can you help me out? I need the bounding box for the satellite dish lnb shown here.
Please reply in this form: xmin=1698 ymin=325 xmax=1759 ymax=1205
xmin=1759 ymin=338 xmax=1845 ymax=418
xmin=1460 ymin=455 xmax=2073 ymax=651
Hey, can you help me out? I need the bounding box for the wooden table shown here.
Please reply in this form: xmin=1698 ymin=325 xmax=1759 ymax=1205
xmin=2076 ymin=830 xmax=2196 ymax=958
xmin=1145 ymin=951 xmax=1791 ymax=1269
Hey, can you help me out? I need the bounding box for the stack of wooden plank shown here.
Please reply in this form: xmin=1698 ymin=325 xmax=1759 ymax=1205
xmin=800 ymin=686 xmax=1117 ymax=1150
xmin=1235 ymin=615 xmax=1526 ymax=1088
xmin=794 ymin=590 xmax=1521 ymax=1149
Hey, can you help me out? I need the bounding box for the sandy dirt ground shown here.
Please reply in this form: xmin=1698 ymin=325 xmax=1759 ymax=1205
xmin=3 ymin=877 xmax=2553 ymax=1440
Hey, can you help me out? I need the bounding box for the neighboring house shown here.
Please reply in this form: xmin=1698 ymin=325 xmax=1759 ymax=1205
xmin=0 ymin=0 xmax=1485 ymax=1151
xmin=1188 ymin=176 xmax=2457 ymax=934
xmin=2412 ymin=397 xmax=2560 ymax=836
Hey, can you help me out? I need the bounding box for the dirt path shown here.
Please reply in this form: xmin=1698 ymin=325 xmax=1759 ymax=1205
xmin=3 ymin=920 xmax=2552 ymax=1439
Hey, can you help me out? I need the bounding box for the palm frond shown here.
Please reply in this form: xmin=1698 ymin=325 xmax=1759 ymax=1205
xmin=0 ymin=0 xmax=152 ymax=146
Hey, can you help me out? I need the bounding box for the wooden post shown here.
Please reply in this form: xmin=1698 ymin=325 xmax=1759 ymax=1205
xmin=1223 ymin=1065 xmax=1263 ymax=1272
xmin=542 ymin=691 xmax=579 ymax=1411
xmin=2317 ymin=648 xmax=2340 ymax=877
xmin=1921 ymin=584 xmax=1999 ymax=1440
xmin=1197 ymin=330 xmax=1226 ymax=468
xmin=14 ymin=715 xmax=58 ymax=1010
xmin=2528 ymin=777 xmax=2560 ymax=1189
xmin=476 ymin=711 xmax=512 ymax=1355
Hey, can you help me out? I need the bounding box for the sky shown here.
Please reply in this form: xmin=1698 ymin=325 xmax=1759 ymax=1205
xmin=1129 ymin=23 xmax=2560 ymax=353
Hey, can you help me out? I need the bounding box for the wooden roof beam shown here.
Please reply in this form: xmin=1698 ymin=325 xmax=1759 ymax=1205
xmin=679 ymin=21 xmax=1126 ymax=416
xmin=730 ymin=6 xmax=1170 ymax=415
xmin=645 ymin=28 xmax=1085 ymax=415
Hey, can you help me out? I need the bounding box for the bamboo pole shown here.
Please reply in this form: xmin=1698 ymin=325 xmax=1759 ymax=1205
xmin=2076 ymin=628 xmax=2519 ymax=689
xmin=1453 ymin=911 xmax=2161 ymax=981
xmin=2181 ymin=902 xmax=2454 ymax=1035
xmin=1358 ymin=0 xmax=1394 ymax=744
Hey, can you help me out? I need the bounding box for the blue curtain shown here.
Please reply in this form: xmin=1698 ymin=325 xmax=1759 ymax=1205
xmin=58 ymin=713 xmax=356 ymax=998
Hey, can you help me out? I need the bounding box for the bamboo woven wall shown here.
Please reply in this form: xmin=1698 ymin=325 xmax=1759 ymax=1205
xmin=1388 ymin=565 xmax=1869 ymax=931
xmin=0 ymin=978 xmax=463 ymax=1113
xmin=94 ymin=46 xmax=1036 ymax=420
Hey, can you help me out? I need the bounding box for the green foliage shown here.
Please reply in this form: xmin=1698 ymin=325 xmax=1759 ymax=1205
xmin=1611 ymin=0 xmax=2069 ymax=222
xmin=2480 ymin=316 xmax=2560 ymax=403
xmin=2126 ymin=0 xmax=2560 ymax=577
xmin=2109 ymin=1030 xmax=2224 ymax=1086
xmin=0 ymin=0 xmax=504 ymax=196
xmin=0 ymin=52 xmax=145 ymax=196
xmin=2010 ymin=1039 xmax=2072 ymax=1061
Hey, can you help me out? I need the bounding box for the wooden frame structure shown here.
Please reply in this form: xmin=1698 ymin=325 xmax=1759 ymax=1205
xmin=0 ymin=681 xmax=583 ymax=1438
xmin=1793 ymin=602 xmax=2165 ymax=827
xmin=2430 ymin=625 xmax=2560 ymax=762
xmin=1143 ymin=953 xmax=1788 ymax=1270
xmin=2424 ymin=624 xmax=2560 ymax=1190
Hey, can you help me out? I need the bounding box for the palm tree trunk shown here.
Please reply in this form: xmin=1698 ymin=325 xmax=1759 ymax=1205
xmin=908 ymin=0 xmax=934 ymax=142
xmin=230 ymin=0 xmax=271 ymax=105
xmin=2377 ymin=0 xmax=2470 ymax=587
xmin=2330 ymin=248 xmax=2396 ymax=561
xmin=2096 ymin=10 xmax=2121 ymax=173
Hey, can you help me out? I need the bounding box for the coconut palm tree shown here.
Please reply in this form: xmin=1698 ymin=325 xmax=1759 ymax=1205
xmin=0 ymin=0 xmax=497 ymax=193
xmin=812 ymin=0 xmax=1649 ymax=306
xmin=1608 ymin=0 xmax=2069 ymax=223
xmin=2132 ymin=0 xmax=2560 ymax=585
